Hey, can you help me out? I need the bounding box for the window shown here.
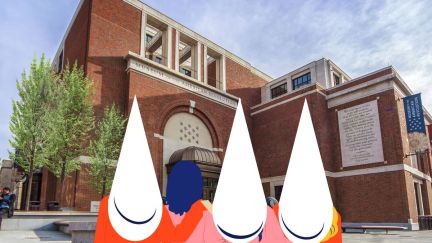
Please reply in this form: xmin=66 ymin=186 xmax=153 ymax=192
xmin=146 ymin=34 xmax=153 ymax=44
xmin=270 ymin=83 xmax=287 ymax=99
xmin=180 ymin=67 xmax=192 ymax=77
xmin=155 ymin=56 xmax=162 ymax=64
xmin=333 ymin=73 xmax=341 ymax=86
xmin=203 ymin=177 xmax=218 ymax=202
xmin=292 ymin=72 xmax=311 ymax=90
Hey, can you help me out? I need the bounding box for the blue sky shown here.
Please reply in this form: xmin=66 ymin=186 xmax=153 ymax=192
xmin=1 ymin=0 xmax=431 ymax=159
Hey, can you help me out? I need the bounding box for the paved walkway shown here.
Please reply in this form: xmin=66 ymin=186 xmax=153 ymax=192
xmin=0 ymin=230 xmax=71 ymax=243
xmin=1 ymin=230 xmax=432 ymax=242
xmin=343 ymin=230 xmax=432 ymax=242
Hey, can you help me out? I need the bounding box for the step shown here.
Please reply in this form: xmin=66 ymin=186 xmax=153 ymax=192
xmin=1 ymin=211 xmax=97 ymax=231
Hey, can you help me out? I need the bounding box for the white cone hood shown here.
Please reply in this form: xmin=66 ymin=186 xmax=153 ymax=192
xmin=212 ymin=99 xmax=267 ymax=242
xmin=278 ymin=100 xmax=333 ymax=242
xmin=108 ymin=96 xmax=162 ymax=241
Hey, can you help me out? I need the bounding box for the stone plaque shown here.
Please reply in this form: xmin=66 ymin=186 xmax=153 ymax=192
xmin=338 ymin=100 xmax=384 ymax=167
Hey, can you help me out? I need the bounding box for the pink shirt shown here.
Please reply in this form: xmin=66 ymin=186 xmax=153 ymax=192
xmin=167 ymin=205 xmax=290 ymax=243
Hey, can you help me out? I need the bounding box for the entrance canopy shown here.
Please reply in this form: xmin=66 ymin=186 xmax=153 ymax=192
xmin=167 ymin=146 xmax=221 ymax=201
xmin=168 ymin=146 xmax=221 ymax=166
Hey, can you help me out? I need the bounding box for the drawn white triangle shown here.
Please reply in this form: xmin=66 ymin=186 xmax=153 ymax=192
xmin=108 ymin=96 xmax=162 ymax=241
xmin=212 ymin=99 xmax=267 ymax=243
xmin=278 ymin=100 xmax=333 ymax=242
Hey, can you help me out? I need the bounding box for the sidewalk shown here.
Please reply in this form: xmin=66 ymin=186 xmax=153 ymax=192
xmin=343 ymin=230 xmax=432 ymax=242
xmin=0 ymin=230 xmax=71 ymax=243
xmin=1 ymin=230 xmax=432 ymax=242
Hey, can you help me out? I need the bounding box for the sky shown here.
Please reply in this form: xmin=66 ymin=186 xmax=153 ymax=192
xmin=1 ymin=0 xmax=432 ymax=160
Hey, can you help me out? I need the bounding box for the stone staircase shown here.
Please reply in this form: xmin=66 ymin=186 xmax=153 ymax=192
xmin=54 ymin=221 xmax=96 ymax=243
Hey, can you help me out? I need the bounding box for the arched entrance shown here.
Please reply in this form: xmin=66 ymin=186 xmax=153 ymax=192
xmin=167 ymin=146 xmax=221 ymax=202
xmin=162 ymin=112 xmax=219 ymax=198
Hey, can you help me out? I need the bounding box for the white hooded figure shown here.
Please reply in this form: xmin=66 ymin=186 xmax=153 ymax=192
xmin=278 ymin=100 xmax=334 ymax=242
xmin=212 ymin=99 xmax=268 ymax=243
xmin=107 ymin=97 xmax=162 ymax=241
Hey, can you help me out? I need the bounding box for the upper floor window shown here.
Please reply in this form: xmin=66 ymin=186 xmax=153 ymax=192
xmin=146 ymin=34 xmax=153 ymax=44
xmin=292 ymin=72 xmax=311 ymax=90
xmin=155 ymin=56 xmax=163 ymax=64
xmin=180 ymin=67 xmax=192 ymax=77
xmin=333 ymin=73 xmax=341 ymax=86
xmin=271 ymin=82 xmax=287 ymax=99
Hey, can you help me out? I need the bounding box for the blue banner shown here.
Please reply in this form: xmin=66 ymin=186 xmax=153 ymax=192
xmin=403 ymin=93 xmax=426 ymax=133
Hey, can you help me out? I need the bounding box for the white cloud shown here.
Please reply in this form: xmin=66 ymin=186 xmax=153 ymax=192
xmin=145 ymin=0 xmax=432 ymax=108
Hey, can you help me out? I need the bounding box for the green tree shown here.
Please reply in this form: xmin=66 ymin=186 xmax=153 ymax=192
xmin=44 ymin=63 xmax=94 ymax=205
xmin=9 ymin=55 xmax=57 ymax=210
xmin=89 ymin=104 xmax=126 ymax=198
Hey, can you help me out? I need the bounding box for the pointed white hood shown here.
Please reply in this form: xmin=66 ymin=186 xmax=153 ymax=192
xmin=278 ymin=100 xmax=333 ymax=242
xmin=108 ymin=97 xmax=162 ymax=241
xmin=212 ymin=99 xmax=267 ymax=243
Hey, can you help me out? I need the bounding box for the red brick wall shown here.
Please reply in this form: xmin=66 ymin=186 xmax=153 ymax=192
xmin=252 ymin=83 xmax=431 ymax=223
xmin=64 ymin=0 xmax=91 ymax=69
xmin=87 ymin=0 xmax=141 ymax=118
xmin=74 ymin=164 xmax=102 ymax=210
xmin=58 ymin=164 xmax=100 ymax=211
xmin=225 ymin=58 xmax=268 ymax=130
xmin=172 ymin=29 xmax=176 ymax=69
xmin=336 ymin=171 xmax=410 ymax=223
xmin=252 ymin=91 xmax=332 ymax=178
xmin=207 ymin=61 xmax=217 ymax=88
xmin=127 ymin=70 xmax=236 ymax=190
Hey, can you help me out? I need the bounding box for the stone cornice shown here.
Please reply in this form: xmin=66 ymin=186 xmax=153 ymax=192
xmin=126 ymin=52 xmax=239 ymax=109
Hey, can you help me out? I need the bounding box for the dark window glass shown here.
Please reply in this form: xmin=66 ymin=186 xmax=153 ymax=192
xmin=146 ymin=34 xmax=153 ymax=43
xmin=292 ymin=72 xmax=311 ymax=90
xmin=180 ymin=67 xmax=192 ymax=77
xmin=271 ymin=83 xmax=287 ymax=99
xmin=155 ymin=56 xmax=162 ymax=64
xmin=333 ymin=73 xmax=340 ymax=85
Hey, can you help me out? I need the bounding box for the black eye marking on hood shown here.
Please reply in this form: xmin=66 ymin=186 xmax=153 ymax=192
xmin=114 ymin=197 xmax=157 ymax=225
xmin=217 ymin=222 xmax=263 ymax=240
xmin=281 ymin=215 xmax=324 ymax=240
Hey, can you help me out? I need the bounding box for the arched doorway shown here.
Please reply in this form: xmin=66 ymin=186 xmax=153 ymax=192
xmin=162 ymin=112 xmax=219 ymax=197
xmin=167 ymin=146 xmax=221 ymax=202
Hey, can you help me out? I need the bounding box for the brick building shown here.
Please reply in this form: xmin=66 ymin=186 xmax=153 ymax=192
xmin=24 ymin=0 xmax=432 ymax=230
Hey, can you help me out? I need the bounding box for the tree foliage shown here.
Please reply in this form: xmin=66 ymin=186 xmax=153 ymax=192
xmin=43 ymin=63 xmax=94 ymax=203
xmin=9 ymin=55 xmax=57 ymax=210
xmin=89 ymin=104 xmax=126 ymax=198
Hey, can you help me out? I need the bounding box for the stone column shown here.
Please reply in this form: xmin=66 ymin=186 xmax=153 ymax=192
xmin=140 ymin=11 xmax=147 ymax=57
xmin=220 ymin=55 xmax=226 ymax=91
xmin=203 ymin=45 xmax=208 ymax=84
xmin=174 ymin=29 xmax=179 ymax=71
xmin=192 ymin=41 xmax=202 ymax=81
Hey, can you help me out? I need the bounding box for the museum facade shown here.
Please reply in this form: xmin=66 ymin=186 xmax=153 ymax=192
xmin=18 ymin=0 xmax=432 ymax=230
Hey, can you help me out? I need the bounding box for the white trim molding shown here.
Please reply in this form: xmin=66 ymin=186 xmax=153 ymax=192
xmin=261 ymin=163 xmax=431 ymax=183
xmin=126 ymin=52 xmax=238 ymax=109
xmin=140 ymin=11 xmax=147 ymax=57
xmin=251 ymin=89 xmax=326 ymax=116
